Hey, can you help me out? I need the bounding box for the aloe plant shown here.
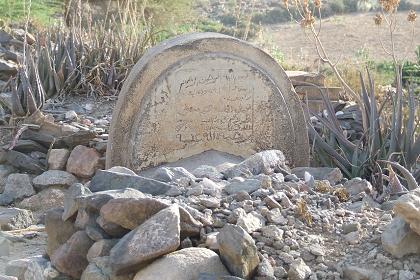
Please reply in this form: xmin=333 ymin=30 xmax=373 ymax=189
xmin=308 ymin=67 xmax=419 ymax=193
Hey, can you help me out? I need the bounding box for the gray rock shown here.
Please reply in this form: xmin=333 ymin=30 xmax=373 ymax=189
xmin=63 ymin=183 xmax=92 ymax=221
xmin=236 ymin=211 xmax=265 ymax=234
xmin=45 ymin=208 xmax=78 ymax=257
xmin=223 ymin=150 xmax=289 ymax=179
xmin=32 ymin=170 xmax=77 ymax=191
xmin=133 ymin=248 xmax=231 ymax=280
xmin=87 ymin=239 xmax=119 ymax=262
xmin=81 ymin=257 xmax=133 ymax=280
xmin=6 ymin=150 xmax=45 ymax=174
xmin=224 ymin=179 xmax=262 ymax=194
xmin=192 ymin=165 xmax=224 ymax=181
xmin=96 ymin=216 xmax=129 ymax=238
xmin=86 ymin=224 xmax=110 ymax=241
xmin=12 ymin=140 xmax=48 ymax=154
xmin=0 ymin=236 xmax=11 ymax=256
xmin=153 ymin=166 xmax=196 ymax=182
xmin=107 ymin=166 xmax=137 ymax=175
xmin=0 ymin=207 xmax=34 ymax=230
xmin=291 ymin=167 xmax=342 ymax=185
xmin=343 ymin=265 xmax=382 ymax=280
xmin=23 ymin=256 xmax=49 ymax=280
xmin=0 ymin=275 xmax=18 ymax=280
xmin=344 ymin=177 xmax=373 ymax=196
xmin=288 ymin=259 xmax=311 ymax=280
xmin=381 ymin=217 xmax=420 ymax=258
xmin=17 ymin=188 xmax=66 ymax=212
xmin=0 ymin=164 xmax=16 ymax=191
xmin=89 ymin=169 xmax=171 ymax=195
xmin=110 ymin=205 xmax=181 ymax=275
xmin=0 ymin=173 xmax=35 ymax=205
xmin=51 ymin=231 xmax=94 ymax=279
xmin=217 ymin=224 xmax=259 ymax=280
xmin=47 ymin=149 xmax=70 ymax=170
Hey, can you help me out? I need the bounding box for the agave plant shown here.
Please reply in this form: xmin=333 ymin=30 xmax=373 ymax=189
xmin=11 ymin=48 xmax=45 ymax=117
xmin=308 ymin=67 xmax=419 ymax=195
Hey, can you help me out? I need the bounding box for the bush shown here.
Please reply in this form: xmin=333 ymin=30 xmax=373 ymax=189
xmin=252 ymin=8 xmax=289 ymax=25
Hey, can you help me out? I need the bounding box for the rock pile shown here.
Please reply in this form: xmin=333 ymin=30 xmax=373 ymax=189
xmin=1 ymin=149 xmax=420 ymax=279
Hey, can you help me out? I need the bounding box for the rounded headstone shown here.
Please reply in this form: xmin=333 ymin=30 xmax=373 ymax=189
xmin=107 ymin=33 xmax=309 ymax=172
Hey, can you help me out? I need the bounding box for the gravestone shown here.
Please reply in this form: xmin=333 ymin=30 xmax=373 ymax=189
xmin=107 ymin=33 xmax=309 ymax=172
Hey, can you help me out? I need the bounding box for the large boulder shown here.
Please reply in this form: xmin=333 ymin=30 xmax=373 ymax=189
xmin=134 ymin=248 xmax=231 ymax=280
xmin=45 ymin=208 xmax=78 ymax=257
xmin=89 ymin=169 xmax=172 ymax=195
xmin=381 ymin=217 xmax=420 ymax=258
xmin=0 ymin=173 xmax=35 ymax=205
xmin=109 ymin=205 xmax=181 ymax=275
xmin=217 ymin=224 xmax=259 ymax=280
xmin=0 ymin=207 xmax=34 ymax=230
xmin=223 ymin=150 xmax=289 ymax=179
xmin=32 ymin=170 xmax=77 ymax=190
xmin=394 ymin=189 xmax=420 ymax=235
xmin=51 ymin=231 xmax=94 ymax=279
xmin=66 ymin=145 xmax=100 ymax=178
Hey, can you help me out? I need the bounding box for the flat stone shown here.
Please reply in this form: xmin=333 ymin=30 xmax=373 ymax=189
xmin=343 ymin=265 xmax=382 ymax=280
xmin=107 ymin=166 xmax=137 ymax=175
xmin=89 ymin=169 xmax=172 ymax=195
xmin=6 ymin=150 xmax=45 ymax=174
xmin=45 ymin=208 xmax=78 ymax=257
xmin=87 ymin=239 xmax=119 ymax=262
xmin=66 ymin=145 xmax=100 ymax=178
xmin=291 ymin=167 xmax=343 ymax=185
xmin=394 ymin=189 xmax=420 ymax=235
xmin=17 ymin=188 xmax=65 ymax=212
xmin=48 ymin=149 xmax=70 ymax=170
xmin=63 ymin=183 xmax=92 ymax=221
xmin=51 ymin=231 xmax=94 ymax=279
xmin=11 ymin=140 xmax=47 ymax=154
xmin=192 ymin=165 xmax=224 ymax=181
xmin=217 ymin=224 xmax=259 ymax=280
xmin=381 ymin=217 xmax=420 ymax=258
xmin=0 ymin=207 xmax=34 ymax=230
xmin=224 ymin=179 xmax=261 ymax=194
xmin=134 ymin=248 xmax=231 ymax=280
xmin=0 ymin=173 xmax=35 ymax=205
xmin=106 ymin=33 xmax=309 ymax=172
xmin=109 ymin=205 xmax=181 ymax=275
xmin=223 ymin=150 xmax=290 ymax=179
xmin=152 ymin=166 xmax=196 ymax=182
xmin=32 ymin=170 xmax=77 ymax=191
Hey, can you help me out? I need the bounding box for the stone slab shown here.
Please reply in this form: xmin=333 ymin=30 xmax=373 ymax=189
xmin=106 ymin=33 xmax=309 ymax=172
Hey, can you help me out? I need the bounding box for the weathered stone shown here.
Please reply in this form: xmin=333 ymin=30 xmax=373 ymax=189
xmin=217 ymin=224 xmax=259 ymax=280
xmin=89 ymin=169 xmax=171 ymax=195
xmin=75 ymin=208 xmax=98 ymax=230
xmin=0 ymin=164 xmax=16 ymax=192
xmin=110 ymin=205 xmax=181 ymax=275
xmin=344 ymin=177 xmax=373 ymax=196
xmin=286 ymin=71 xmax=325 ymax=86
xmin=134 ymin=248 xmax=231 ymax=280
xmin=394 ymin=188 xmax=420 ymax=235
xmin=152 ymin=166 xmax=196 ymax=182
xmin=106 ymin=33 xmax=309 ymax=172
xmin=48 ymin=149 xmax=70 ymax=170
xmin=51 ymin=231 xmax=94 ymax=279
xmin=45 ymin=208 xmax=78 ymax=257
xmin=236 ymin=211 xmax=265 ymax=234
xmin=0 ymin=236 xmax=11 ymax=256
xmin=381 ymin=217 xmax=420 ymax=258
xmin=224 ymin=179 xmax=261 ymax=194
xmin=257 ymin=257 xmax=275 ymax=280
xmin=193 ymin=165 xmax=224 ymax=181
xmin=17 ymin=188 xmax=65 ymax=212
xmin=291 ymin=167 xmax=342 ymax=185
xmin=343 ymin=265 xmax=382 ymax=280
xmin=86 ymin=224 xmax=110 ymax=241
xmin=63 ymin=183 xmax=92 ymax=221
xmin=261 ymin=225 xmax=284 ymax=240
xmin=23 ymin=255 xmax=49 ymax=280
xmin=87 ymin=239 xmax=119 ymax=262
xmin=11 ymin=140 xmax=47 ymax=154
xmin=96 ymin=216 xmax=129 ymax=238
xmin=0 ymin=275 xmax=17 ymax=280
xmin=0 ymin=173 xmax=35 ymax=205
xmin=288 ymin=259 xmax=311 ymax=280
xmin=0 ymin=207 xmax=34 ymax=230
xmin=6 ymin=150 xmax=45 ymax=174
xmin=32 ymin=170 xmax=77 ymax=190
xmin=81 ymin=257 xmax=132 ymax=280
xmin=66 ymin=145 xmax=100 ymax=178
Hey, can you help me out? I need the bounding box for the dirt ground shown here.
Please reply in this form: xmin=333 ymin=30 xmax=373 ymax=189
xmin=266 ymin=12 xmax=420 ymax=67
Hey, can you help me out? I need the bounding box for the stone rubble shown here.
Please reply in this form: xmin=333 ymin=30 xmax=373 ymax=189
xmin=0 ymin=147 xmax=419 ymax=280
